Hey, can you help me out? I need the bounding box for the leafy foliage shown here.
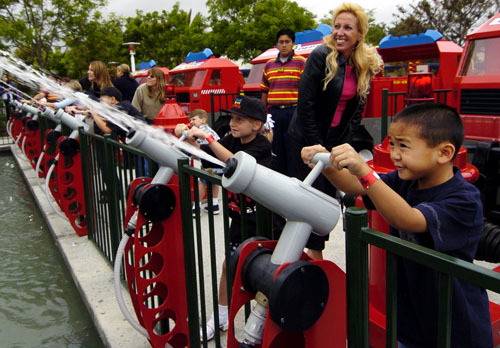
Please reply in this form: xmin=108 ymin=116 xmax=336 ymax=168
xmin=123 ymin=4 xmax=208 ymax=69
xmin=207 ymin=0 xmax=316 ymax=61
xmin=0 ymin=0 xmax=106 ymax=72
xmin=60 ymin=12 xmax=125 ymax=79
xmin=389 ymin=0 xmax=500 ymax=45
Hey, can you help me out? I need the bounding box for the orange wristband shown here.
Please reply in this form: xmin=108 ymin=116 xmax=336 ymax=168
xmin=358 ymin=169 xmax=380 ymax=190
xmin=206 ymin=134 xmax=215 ymax=144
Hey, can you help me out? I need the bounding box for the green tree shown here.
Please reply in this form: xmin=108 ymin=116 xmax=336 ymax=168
xmin=60 ymin=13 xmax=125 ymax=78
xmin=389 ymin=0 xmax=500 ymax=45
xmin=123 ymin=3 xmax=208 ymax=69
xmin=207 ymin=0 xmax=316 ymax=61
xmin=0 ymin=0 xmax=106 ymax=70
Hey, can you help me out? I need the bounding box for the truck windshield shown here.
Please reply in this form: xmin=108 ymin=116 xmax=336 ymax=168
xmin=246 ymin=63 xmax=266 ymax=84
xmin=460 ymin=37 xmax=500 ymax=76
xmin=168 ymin=70 xmax=206 ymax=87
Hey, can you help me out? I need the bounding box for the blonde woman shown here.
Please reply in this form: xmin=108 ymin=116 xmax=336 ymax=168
xmin=132 ymin=67 xmax=166 ymax=123
xmin=288 ymin=2 xmax=383 ymax=258
xmin=86 ymin=60 xmax=114 ymax=100
xmin=113 ymin=63 xmax=139 ymax=102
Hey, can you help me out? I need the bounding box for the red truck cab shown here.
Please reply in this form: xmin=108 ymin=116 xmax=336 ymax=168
xmin=364 ymin=30 xmax=463 ymax=119
xmin=453 ymin=12 xmax=500 ymax=142
xmin=168 ymin=48 xmax=245 ymax=113
xmin=241 ymin=24 xmax=332 ymax=98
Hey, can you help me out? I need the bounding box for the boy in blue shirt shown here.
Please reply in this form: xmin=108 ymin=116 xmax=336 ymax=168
xmin=302 ymin=103 xmax=493 ymax=348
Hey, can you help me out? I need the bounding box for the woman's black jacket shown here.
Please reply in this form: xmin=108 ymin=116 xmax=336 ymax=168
xmin=288 ymin=43 xmax=367 ymax=150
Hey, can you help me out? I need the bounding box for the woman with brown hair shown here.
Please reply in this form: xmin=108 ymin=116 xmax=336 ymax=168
xmin=131 ymin=67 xmax=166 ymax=123
xmin=85 ymin=60 xmax=114 ymax=100
xmin=113 ymin=63 xmax=139 ymax=102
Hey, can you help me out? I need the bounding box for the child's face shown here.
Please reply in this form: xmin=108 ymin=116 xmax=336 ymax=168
xmin=229 ymin=114 xmax=260 ymax=143
xmin=190 ymin=115 xmax=205 ymax=127
xmin=388 ymin=121 xmax=443 ymax=188
xmin=100 ymin=95 xmax=115 ymax=106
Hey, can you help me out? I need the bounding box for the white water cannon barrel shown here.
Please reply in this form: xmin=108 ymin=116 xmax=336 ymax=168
xmin=125 ymin=130 xmax=186 ymax=172
xmin=18 ymin=102 xmax=41 ymax=117
xmin=54 ymin=108 xmax=89 ymax=133
xmin=222 ymin=151 xmax=340 ymax=236
xmin=40 ymin=107 xmax=61 ymax=124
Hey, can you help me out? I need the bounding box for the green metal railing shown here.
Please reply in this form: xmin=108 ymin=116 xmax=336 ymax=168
xmin=177 ymin=158 xmax=273 ymax=348
xmin=380 ymin=88 xmax=452 ymax=139
xmin=345 ymin=207 xmax=500 ymax=348
xmin=79 ymin=130 xmax=157 ymax=264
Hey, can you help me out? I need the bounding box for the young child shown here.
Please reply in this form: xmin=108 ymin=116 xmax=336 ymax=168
xmin=188 ymin=109 xmax=223 ymax=216
xmin=175 ymin=95 xmax=272 ymax=341
xmin=91 ymin=86 xmax=145 ymax=140
xmin=302 ymin=103 xmax=493 ymax=348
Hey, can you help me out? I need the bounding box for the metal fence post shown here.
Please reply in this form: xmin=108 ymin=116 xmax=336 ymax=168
xmin=102 ymin=134 xmax=121 ymax=259
xmin=345 ymin=206 xmax=369 ymax=348
xmin=178 ymin=158 xmax=201 ymax=348
xmin=78 ymin=128 xmax=95 ymax=239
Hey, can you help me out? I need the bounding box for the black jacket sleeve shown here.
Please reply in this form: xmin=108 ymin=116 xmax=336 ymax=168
xmin=294 ymin=45 xmax=329 ymax=146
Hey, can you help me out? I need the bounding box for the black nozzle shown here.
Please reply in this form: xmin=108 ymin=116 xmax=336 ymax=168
xmin=126 ymin=130 xmax=136 ymax=139
xmin=224 ymin=157 xmax=238 ymax=178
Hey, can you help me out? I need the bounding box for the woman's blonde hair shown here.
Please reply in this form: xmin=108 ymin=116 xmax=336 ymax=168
xmin=66 ymin=80 xmax=82 ymax=92
xmin=147 ymin=67 xmax=166 ymax=102
xmin=323 ymin=2 xmax=382 ymax=100
xmin=89 ymin=60 xmax=114 ymax=89
xmin=117 ymin=63 xmax=133 ymax=79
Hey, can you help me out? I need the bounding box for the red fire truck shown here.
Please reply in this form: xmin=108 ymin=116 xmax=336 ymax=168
xmin=167 ymin=48 xmax=245 ymax=114
xmin=452 ymin=13 xmax=500 ymax=228
xmin=360 ymin=29 xmax=463 ymax=144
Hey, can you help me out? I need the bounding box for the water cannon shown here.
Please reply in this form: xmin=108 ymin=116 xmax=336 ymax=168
xmin=16 ymin=101 xmax=41 ymax=117
xmin=223 ymin=151 xmax=339 ymax=263
xmin=40 ymin=106 xmax=62 ymax=124
xmin=125 ymin=130 xmax=186 ymax=174
xmin=115 ymin=129 xmax=193 ymax=346
xmin=53 ymin=108 xmax=89 ymax=134
xmin=222 ymin=151 xmax=343 ymax=347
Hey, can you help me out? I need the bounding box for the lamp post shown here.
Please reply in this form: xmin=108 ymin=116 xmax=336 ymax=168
xmin=122 ymin=42 xmax=141 ymax=73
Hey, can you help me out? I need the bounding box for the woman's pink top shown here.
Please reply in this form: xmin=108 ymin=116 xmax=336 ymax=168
xmin=331 ymin=65 xmax=357 ymax=127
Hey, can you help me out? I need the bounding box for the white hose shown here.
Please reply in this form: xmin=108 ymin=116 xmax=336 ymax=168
xmin=35 ymin=149 xmax=45 ymax=188
xmin=44 ymin=162 xmax=68 ymax=220
xmin=114 ymin=233 xmax=149 ymax=338
xmin=21 ymin=134 xmax=28 ymax=158
xmin=6 ymin=119 xmax=12 ymax=138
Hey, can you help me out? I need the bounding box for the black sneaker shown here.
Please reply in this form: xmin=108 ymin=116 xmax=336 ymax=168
xmin=203 ymin=204 xmax=220 ymax=215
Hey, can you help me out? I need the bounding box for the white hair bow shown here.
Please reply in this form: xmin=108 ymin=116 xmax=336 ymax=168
xmin=263 ymin=113 xmax=275 ymax=132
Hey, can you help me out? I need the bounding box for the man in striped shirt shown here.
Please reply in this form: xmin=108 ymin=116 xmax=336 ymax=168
xmin=261 ymin=28 xmax=306 ymax=177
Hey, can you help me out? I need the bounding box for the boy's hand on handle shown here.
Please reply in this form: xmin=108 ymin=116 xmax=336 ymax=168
xmin=330 ymin=144 xmax=371 ymax=178
xmin=187 ymin=126 xmax=207 ymax=140
xmin=301 ymin=145 xmax=329 ymax=168
xmin=174 ymin=123 xmax=189 ymax=137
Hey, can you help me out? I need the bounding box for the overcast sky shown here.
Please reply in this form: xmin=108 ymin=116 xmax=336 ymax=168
xmin=104 ymin=0 xmax=411 ymax=26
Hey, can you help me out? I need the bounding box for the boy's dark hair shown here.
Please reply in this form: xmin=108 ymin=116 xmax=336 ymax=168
xmin=189 ymin=109 xmax=208 ymax=120
xmin=276 ymin=28 xmax=295 ymax=43
xmin=393 ymin=103 xmax=464 ymax=160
